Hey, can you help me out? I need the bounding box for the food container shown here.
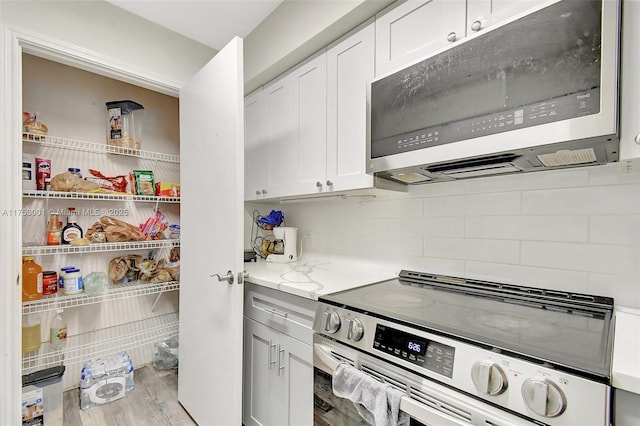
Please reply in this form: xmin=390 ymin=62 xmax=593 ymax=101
xmin=22 ymin=366 xmax=65 ymax=426
xmin=106 ymin=100 xmax=144 ymax=150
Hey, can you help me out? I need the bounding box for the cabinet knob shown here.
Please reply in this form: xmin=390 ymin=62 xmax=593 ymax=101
xmin=447 ymin=32 xmax=457 ymax=43
xmin=256 ymin=190 xmax=261 ymax=196
xmin=261 ymin=189 xmax=267 ymax=195
xmin=316 ymin=181 xmax=323 ymax=188
xmin=326 ymin=180 xmax=333 ymax=187
xmin=470 ymin=20 xmax=482 ymax=32
xmin=635 ymin=133 xmax=640 ymax=145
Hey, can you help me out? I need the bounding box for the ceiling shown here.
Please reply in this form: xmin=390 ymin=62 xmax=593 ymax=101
xmin=105 ymin=0 xmax=284 ymax=51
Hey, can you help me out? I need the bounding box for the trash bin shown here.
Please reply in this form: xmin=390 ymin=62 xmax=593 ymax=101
xmin=22 ymin=365 xmax=65 ymax=426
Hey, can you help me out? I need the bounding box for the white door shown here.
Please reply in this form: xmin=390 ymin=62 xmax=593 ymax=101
xmin=178 ymin=37 xmax=245 ymax=425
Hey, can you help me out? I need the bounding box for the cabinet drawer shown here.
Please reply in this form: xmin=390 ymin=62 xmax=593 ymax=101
xmin=244 ymin=282 xmax=317 ymax=344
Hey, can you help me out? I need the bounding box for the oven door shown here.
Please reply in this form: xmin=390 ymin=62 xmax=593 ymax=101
xmin=313 ymin=334 xmax=536 ymax=426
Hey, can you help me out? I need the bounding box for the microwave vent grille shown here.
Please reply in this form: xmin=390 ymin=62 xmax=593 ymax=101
xmin=537 ymin=148 xmax=597 ymax=167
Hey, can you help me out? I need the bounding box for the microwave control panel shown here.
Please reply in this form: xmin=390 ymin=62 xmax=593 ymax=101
xmin=371 ymin=88 xmax=601 ymax=158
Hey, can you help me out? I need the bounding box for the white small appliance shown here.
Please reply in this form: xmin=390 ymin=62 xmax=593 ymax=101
xmin=266 ymin=227 xmax=298 ymax=263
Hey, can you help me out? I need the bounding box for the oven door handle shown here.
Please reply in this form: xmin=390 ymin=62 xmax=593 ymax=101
xmin=314 ymin=343 xmax=470 ymax=426
xmin=314 ymin=343 xmax=342 ymax=372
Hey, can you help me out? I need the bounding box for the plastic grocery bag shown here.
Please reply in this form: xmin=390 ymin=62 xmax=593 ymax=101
xmin=152 ymin=337 xmax=179 ymax=370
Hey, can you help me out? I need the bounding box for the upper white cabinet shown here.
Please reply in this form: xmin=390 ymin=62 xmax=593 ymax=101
xmin=375 ymin=0 xmax=466 ymax=77
xmin=245 ymin=89 xmax=270 ymax=199
xmin=264 ymin=71 xmax=297 ymax=199
xmin=326 ymin=19 xmax=376 ymax=192
xmin=375 ymin=0 xmax=550 ymax=77
xmin=291 ymin=52 xmax=328 ymax=196
xmin=244 ymin=21 xmax=387 ymax=201
xmin=465 ymin=0 xmax=551 ymax=35
xmin=620 ymin=0 xmax=640 ymax=161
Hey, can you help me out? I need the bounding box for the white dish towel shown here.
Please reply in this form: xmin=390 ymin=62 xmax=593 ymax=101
xmin=332 ymin=362 xmax=410 ymax=426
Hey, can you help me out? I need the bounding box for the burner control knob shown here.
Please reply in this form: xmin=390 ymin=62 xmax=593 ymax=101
xmin=471 ymin=361 xmax=507 ymax=396
xmin=322 ymin=311 xmax=341 ymax=334
xmin=522 ymin=378 xmax=566 ymax=418
xmin=346 ymin=318 xmax=364 ymax=342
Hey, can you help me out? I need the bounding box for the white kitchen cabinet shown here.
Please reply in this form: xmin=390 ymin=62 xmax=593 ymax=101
xmin=374 ymin=0 xmax=466 ymax=77
xmin=293 ymin=51 xmax=328 ymax=196
xmin=325 ymin=19 xmax=376 ymax=192
xmin=375 ymin=0 xmax=550 ymax=77
xmin=262 ymin=51 xmax=327 ymax=199
xmin=620 ymin=0 xmax=640 ymax=161
xmin=465 ymin=0 xmax=551 ymax=36
xmin=243 ymin=318 xmax=314 ymax=426
xmin=245 ymin=88 xmax=270 ymax=200
xmin=243 ymin=282 xmax=316 ymax=426
xmin=263 ymin=72 xmax=296 ymax=199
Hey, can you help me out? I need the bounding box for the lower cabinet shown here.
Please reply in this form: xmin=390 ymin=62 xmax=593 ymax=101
xmin=243 ymin=282 xmax=317 ymax=426
xmin=243 ymin=318 xmax=313 ymax=426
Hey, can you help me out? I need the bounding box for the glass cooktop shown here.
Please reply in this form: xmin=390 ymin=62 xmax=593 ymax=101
xmin=320 ymin=271 xmax=614 ymax=380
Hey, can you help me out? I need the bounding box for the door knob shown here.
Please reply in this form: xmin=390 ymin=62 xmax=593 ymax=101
xmin=210 ymin=270 xmax=234 ymax=284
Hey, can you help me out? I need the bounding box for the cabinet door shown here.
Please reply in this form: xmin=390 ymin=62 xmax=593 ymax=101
xmin=178 ymin=37 xmax=244 ymax=425
xmin=375 ymin=0 xmax=466 ymax=77
xmin=326 ymin=20 xmax=375 ymax=192
xmin=243 ymin=318 xmax=288 ymax=426
xmin=466 ymin=0 xmax=551 ymax=35
xmin=264 ymin=73 xmax=296 ymax=198
xmin=245 ymin=89 xmax=270 ymax=200
xmin=281 ymin=332 xmax=314 ymax=426
xmin=291 ymin=51 xmax=328 ymax=196
xmin=620 ymin=0 xmax=640 ymax=160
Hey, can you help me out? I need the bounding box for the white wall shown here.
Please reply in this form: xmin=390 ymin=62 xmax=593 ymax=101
xmin=0 ymin=0 xmax=215 ymax=90
xmin=249 ymin=163 xmax=640 ymax=308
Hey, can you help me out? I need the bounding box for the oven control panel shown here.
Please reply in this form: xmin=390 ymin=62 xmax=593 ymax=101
xmin=373 ymin=324 xmax=455 ymax=378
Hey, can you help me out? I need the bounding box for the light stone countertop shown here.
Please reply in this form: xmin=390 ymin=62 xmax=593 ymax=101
xmin=243 ymin=253 xmax=398 ymax=300
xmin=612 ymin=306 xmax=640 ymax=394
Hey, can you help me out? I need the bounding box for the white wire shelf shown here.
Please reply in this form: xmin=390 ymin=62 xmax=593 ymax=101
xmin=22 ymin=133 xmax=181 ymax=164
xmin=22 ymin=239 xmax=180 ymax=256
xmin=22 ymin=190 xmax=181 ymax=203
xmin=22 ymin=312 xmax=179 ymax=374
xmin=22 ymin=281 xmax=180 ymax=314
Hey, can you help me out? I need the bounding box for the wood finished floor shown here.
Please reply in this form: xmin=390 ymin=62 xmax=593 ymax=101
xmin=63 ymin=366 xmax=197 ymax=426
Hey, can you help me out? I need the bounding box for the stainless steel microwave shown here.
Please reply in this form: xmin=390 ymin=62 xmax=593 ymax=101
xmin=368 ymin=0 xmax=620 ymax=184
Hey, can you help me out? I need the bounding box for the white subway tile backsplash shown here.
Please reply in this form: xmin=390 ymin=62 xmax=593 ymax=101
xmin=590 ymin=215 xmax=640 ymax=245
xmin=424 ymin=192 xmax=521 ymax=217
xmin=423 ymin=237 xmax=520 ymax=264
xmin=423 ymin=217 xmax=465 ymax=238
xmin=314 ymin=233 xmax=423 ymax=257
xmin=521 ymin=241 xmax=639 ymax=275
xmin=464 ymin=168 xmax=589 ymax=193
xmin=465 ymin=216 xmax=588 ymax=242
xmin=588 ymin=273 xmax=640 ymax=308
xmin=388 ymin=217 xmax=426 ymax=236
xmin=522 ymin=184 xmax=640 ymax=215
xmin=465 ymin=261 xmax=589 ymax=293
xmin=360 ymin=197 xmax=424 ymax=218
xmin=589 ymin=162 xmax=640 ymax=185
xmin=278 ymin=165 xmax=639 ymax=305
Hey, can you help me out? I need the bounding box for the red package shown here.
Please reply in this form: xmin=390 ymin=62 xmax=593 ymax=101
xmin=88 ymin=169 xmax=128 ymax=193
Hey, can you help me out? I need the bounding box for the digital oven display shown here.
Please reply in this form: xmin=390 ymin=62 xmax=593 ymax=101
xmin=373 ymin=324 xmax=455 ymax=378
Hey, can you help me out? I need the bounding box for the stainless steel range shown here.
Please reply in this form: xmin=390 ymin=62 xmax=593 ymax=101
xmin=312 ymin=270 xmax=614 ymax=426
